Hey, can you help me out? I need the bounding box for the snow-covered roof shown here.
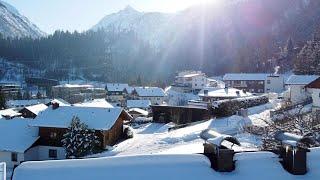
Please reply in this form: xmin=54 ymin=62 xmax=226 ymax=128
xmin=0 ymin=108 xmax=21 ymax=118
xmin=106 ymin=83 xmax=129 ymax=92
xmin=13 ymin=154 xmax=215 ymax=180
xmin=178 ymin=73 xmax=203 ymax=78
xmin=24 ymin=104 xmax=48 ymax=115
xmin=31 ymin=106 xmax=125 ymax=130
xmin=223 ymin=73 xmax=270 ymax=81
xmin=126 ymin=100 xmax=151 ymax=108
xmin=285 ymin=75 xmax=320 ymax=85
xmin=54 ymin=84 xmax=93 ymax=88
xmin=50 ymin=99 xmax=71 ymax=106
xmin=6 ymin=99 xmax=51 ymax=108
xmin=134 ymin=87 xmax=165 ymax=97
xmin=198 ymin=88 xmax=252 ymax=98
xmin=125 ymin=87 xmax=135 ymax=94
xmin=74 ymin=99 xmax=113 ymax=108
xmin=0 ymin=118 xmax=39 ymax=153
xmin=128 ymin=108 xmax=148 ymax=116
xmin=12 ymin=149 xmax=320 ymax=180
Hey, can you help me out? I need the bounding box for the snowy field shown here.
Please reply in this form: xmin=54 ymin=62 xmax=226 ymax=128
xmin=93 ymin=99 xmax=281 ymax=157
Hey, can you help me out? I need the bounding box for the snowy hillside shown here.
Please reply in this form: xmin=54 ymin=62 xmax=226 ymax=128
xmin=0 ymin=59 xmax=43 ymax=83
xmin=0 ymin=1 xmax=44 ymax=38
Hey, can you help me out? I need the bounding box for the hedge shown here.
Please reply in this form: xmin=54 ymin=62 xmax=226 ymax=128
xmin=212 ymin=95 xmax=269 ymax=117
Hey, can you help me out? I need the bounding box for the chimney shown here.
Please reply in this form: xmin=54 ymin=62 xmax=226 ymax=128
xmin=236 ymin=91 xmax=240 ymax=96
xmin=201 ymin=130 xmax=238 ymax=172
xmin=204 ymin=90 xmax=209 ymax=96
xmin=275 ymin=132 xmax=310 ymax=175
xmin=52 ymin=102 xmax=60 ymax=110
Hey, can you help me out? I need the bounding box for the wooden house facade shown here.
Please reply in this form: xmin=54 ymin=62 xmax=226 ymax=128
xmin=151 ymin=105 xmax=212 ymax=124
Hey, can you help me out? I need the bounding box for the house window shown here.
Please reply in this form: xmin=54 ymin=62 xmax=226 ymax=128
xmin=50 ymin=132 xmax=57 ymax=139
xmin=267 ymin=80 xmax=271 ymax=84
xmin=11 ymin=152 xmax=18 ymax=162
xmin=49 ymin=149 xmax=57 ymax=159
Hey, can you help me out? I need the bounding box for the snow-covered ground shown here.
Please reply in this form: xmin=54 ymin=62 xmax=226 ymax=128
xmin=93 ymin=98 xmax=280 ymax=157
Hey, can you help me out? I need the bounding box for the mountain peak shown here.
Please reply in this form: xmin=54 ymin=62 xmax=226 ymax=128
xmin=122 ymin=5 xmax=138 ymax=13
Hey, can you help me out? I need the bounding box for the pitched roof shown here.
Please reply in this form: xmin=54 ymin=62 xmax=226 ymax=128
xmin=106 ymin=83 xmax=129 ymax=92
xmin=30 ymin=106 xmax=126 ymax=130
xmin=198 ymin=88 xmax=252 ymax=98
xmin=128 ymin=108 xmax=149 ymax=116
xmin=24 ymin=104 xmax=48 ymax=115
xmin=74 ymin=99 xmax=113 ymax=108
xmin=0 ymin=108 xmax=21 ymax=119
xmin=286 ymin=75 xmax=320 ymax=85
xmin=126 ymin=100 xmax=151 ymax=108
xmin=305 ymin=77 xmax=320 ymax=89
xmin=223 ymin=73 xmax=270 ymax=81
xmin=0 ymin=118 xmax=39 ymax=153
xmin=134 ymin=87 xmax=165 ymax=97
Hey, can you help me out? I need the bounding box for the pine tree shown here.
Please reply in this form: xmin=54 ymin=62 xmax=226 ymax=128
xmin=61 ymin=116 xmax=100 ymax=158
xmin=36 ymin=91 xmax=42 ymax=99
xmin=16 ymin=91 xmax=23 ymax=100
xmin=0 ymin=92 xmax=6 ymax=110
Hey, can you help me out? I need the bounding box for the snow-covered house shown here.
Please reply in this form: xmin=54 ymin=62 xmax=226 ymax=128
xmin=223 ymin=73 xmax=284 ymax=94
xmin=6 ymin=99 xmax=51 ymax=109
xmin=305 ymin=77 xmax=320 ymax=111
xmin=105 ymin=83 xmax=129 ymax=102
xmin=198 ymin=87 xmax=252 ymax=102
xmin=19 ymin=104 xmax=48 ymax=119
xmin=126 ymin=100 xmax=151 ymax=110
xmin=132 ymin=87 xmax=165 ymax=105
xmin=0 ymin=83 xmax=21 ymax=100
xmin=29 ymin=106 xmax=132 ymax=160
xmin=0 ymin=109 xmax=21 ymax=120
xmin=171 ymin=71 xmax=208 ymax=93
xmin=0 ymin=118 xmax=39 ymax=170
xmin=52 ymin=84 xmax=105 ymax=104
xmin=284 ymin=75 xmax=319 ymax=104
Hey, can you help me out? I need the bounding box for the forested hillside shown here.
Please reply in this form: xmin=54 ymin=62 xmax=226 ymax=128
xmin=2 ymin=0 xmax=320 ymax=83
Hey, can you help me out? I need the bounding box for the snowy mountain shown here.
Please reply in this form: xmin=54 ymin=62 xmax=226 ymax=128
xmin=0 ymin=1 xmax=44 ymax=38
xmin=92 ymin=5 xmax=175 ymax=48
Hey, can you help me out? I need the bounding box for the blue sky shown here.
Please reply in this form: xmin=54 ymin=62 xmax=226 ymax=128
xmin=4 ymin=0 xmax=207 ymax=34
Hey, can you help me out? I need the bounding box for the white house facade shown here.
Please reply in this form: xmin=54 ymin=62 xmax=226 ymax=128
xmin=284 ymin=75 xmax=319 ymax=104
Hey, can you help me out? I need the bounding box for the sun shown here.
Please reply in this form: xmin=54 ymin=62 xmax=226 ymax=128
xmin=157 ymin=0 xmax=224 ymax=13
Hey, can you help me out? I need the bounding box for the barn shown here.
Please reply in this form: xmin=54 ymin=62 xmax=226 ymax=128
xmin=151 ymin=105 xmax=212 ymax=124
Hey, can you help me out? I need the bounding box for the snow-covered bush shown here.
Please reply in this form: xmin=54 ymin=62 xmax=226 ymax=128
xmin=212 ymin=95 xmax=269 ymax=117
xmin=123 ymin=126 xmax=134 ymax=139
xmin=62 ymin=116 xmax=100 ymax=158
xmin=260 ymin=110 xmax=320 ymax=150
